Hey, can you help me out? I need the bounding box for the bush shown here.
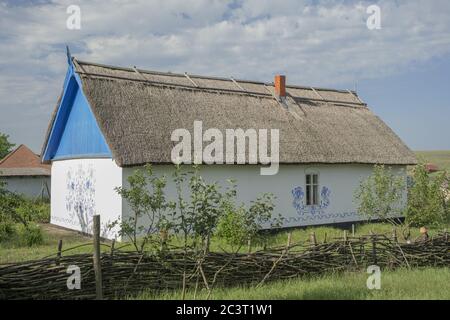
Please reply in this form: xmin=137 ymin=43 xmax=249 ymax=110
xmin=0 ymin=183 xmax=23 ymax=222
xmin=215 ymin=208 xmax=248 ymax=249
xmin=0 ymin=220 xmax=16 ymax=242
xmin=15 ymin=200 xmax=50 ymax=224
xmin=354 ymin=165 xmax=406 ymax=226
xmin=18 ymin=223 xmax=43 ymax=247
xmin=406 ymin=164 xmax=449 ymax=227
xmin=215 ymin=192 xmax=282 ymax=250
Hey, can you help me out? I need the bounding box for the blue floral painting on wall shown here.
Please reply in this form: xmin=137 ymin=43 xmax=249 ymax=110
xmin=289 ymin=185 xmax=359 ymax=224
xmin=292 ymin=185 xmax=331 ymax=216
xmin=65 ymin=164 xmax=96 ymax=233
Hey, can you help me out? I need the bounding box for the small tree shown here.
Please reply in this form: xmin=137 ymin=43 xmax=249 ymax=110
xmin=0 ymin=133 xmax=14 ymax=159
xmin=172 ymin=164 xmax=192 ymax=253
xmin=185 ymin=166 xmax=224 ymax=253
xmin=172 ymin=166 xmax=237 ymax=254
xmin=354 ymin=165 xmax=406 ymax=226
xmin=406 ymin=164 xmax=449 ymax=227
xmin=112 ymin=164 xmax=175 ymax=253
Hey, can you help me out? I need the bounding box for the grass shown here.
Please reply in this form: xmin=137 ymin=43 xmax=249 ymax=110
xmin=131 ymin=267 xmax=450 ymax=300
xmin=1 ymin=221 xmax=448 ymax=264
xmin=0 ymin=224 xmax=98 ymax=264
xmin=1 ymin=222 xmax=449 ymax=300
xmin=415 ymin=150 xmax=450 ymax=172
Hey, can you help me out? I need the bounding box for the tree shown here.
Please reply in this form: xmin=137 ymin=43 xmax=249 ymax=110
xmin=406 ymin=164 xmax=449 ymax=227
xmin=172 ymin=165 xmax=224 ymax=253
xmin=111 ymin=164 xmax=175 ymax=253
xmin=0 ymin=133 xmax=15 ymax=159
xmin=354 ymin=165 xmax=406 ymax=226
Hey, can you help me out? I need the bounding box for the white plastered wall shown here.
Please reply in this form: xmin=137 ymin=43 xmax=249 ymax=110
xmin=122 ymin=164 xmax=408 ymax=228
xmin=50 ymin=158 xmax=122 ymax=239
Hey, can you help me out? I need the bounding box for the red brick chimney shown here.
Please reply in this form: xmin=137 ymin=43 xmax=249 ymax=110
xmin=274 ymin=75 xmax=286 ymax=100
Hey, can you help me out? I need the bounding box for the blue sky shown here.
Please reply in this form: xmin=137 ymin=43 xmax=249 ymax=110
xmin=0 ymin=0 xmax=449 ymax=152
xmin=355 ymin=56 xmax=450 ymax=151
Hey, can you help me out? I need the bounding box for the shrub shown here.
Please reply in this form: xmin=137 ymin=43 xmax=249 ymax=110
xmin=216 ymin=192 xmax=282 ymax=250
xmin=0 ymin=220 xmax=16 ymax=242
xmin=18 ymin=223 xmax=43 ymax=247
xmin=15 ymin=200 xmax=50 ymax=224
xmin=215 ymin=207 xmax=248 ymax=249
xmin=406 ymin=164 xmax=449 ymax=227
xmin=354 ymin=165 xmax=406 ymax=226
xmin=0 ymin=183 xmax=23 ymax=222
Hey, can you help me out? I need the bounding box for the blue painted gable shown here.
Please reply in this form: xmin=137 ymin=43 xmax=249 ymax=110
xmin=43 ymin=61 xmax=112 ymax=161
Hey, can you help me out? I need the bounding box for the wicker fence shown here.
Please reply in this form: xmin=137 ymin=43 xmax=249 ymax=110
xmin=1 ymin=230 xmax=449 ymax=300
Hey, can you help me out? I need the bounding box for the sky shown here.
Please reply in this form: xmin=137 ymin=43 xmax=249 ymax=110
xmin=0 ymin=0 xmax=449 ymax=153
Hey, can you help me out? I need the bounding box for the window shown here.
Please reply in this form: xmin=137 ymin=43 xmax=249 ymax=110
xmin=306 ymin=173 xmax=319 ymax=206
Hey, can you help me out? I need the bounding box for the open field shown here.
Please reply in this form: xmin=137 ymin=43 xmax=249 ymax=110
xmin=415 ymin=150 xmax=450 ymax=172
xmin=131 ymin=267 xmax=450 ymax=300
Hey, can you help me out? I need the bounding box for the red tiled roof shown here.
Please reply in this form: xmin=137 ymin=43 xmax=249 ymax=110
xmin=0 ymin=145 xmax=51 ymax=176
xmin=425 ymin=163 xmax=439 ymax=173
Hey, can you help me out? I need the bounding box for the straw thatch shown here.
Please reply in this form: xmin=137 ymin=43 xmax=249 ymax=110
xmin=42 ymin=59 xmax=417 ymax=167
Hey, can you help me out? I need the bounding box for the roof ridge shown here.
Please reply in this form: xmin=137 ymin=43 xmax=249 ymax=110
xmin=77 ymin=71 xmax=275 ymax=100
xmin=0 ymin=144 xmax=23 ymax=165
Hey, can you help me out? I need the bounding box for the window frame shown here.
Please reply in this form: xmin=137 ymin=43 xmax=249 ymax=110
xmin=305 ymin=172 xmax=320 ymax=206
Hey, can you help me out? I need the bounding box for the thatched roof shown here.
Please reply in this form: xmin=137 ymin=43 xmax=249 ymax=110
xmin=1 ymin=145 xmax=50 ymax=177
xmin=42 ymin=59 xmax=417 ymax=167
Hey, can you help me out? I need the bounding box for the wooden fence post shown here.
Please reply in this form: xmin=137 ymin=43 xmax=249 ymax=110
xmin=110 ymin=239 xmax=115 ymax=257
xmin=247 ymin=238 xmax=252 ymax=253
xmin=392 ymin=229 xmax=398 ymax=243
xmin=371 ymin=235 xmax=378 ymax=265
xmin=93 ymin=215 xmax=103 ymax=300
xmin=286 ymin=232 xmax=292 ymax=248
xmin=310 ymin=232 xmax=317 ymax=248
xmin=56 ymin=239 xmax=63 ymax=266
xmin=342 ymin=231 xmax=348 ymax=262
xmin=351 ymin=224 xmax=355 ymax=237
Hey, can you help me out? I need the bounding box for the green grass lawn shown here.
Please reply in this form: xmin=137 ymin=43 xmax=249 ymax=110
xmin=415 ymin=150 xmax=450 ymax=172
xmin=132 ymin=267 xmax=450 ymax=300
xmin=1 ymin=222 xmax=447 ymax=264
xmin=0 ymin=224 xmax=99 ymax=264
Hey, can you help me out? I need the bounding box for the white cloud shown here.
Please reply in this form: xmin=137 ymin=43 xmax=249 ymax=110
xmin=1 ymin=0 xmax=450 ymax=150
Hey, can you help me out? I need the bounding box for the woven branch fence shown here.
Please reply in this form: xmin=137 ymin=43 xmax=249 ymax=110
xmin=1 ymin=230 xmax=449 ymax=300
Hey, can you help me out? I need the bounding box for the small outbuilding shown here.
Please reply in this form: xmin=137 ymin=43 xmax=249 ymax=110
xmin=0 ymin=144 xmax=51 ymax=199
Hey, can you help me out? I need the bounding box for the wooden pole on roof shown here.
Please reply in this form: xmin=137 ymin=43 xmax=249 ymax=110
xmin=230 ymin=77 xmax=247 ymax=92
xmin=184 ymin=72 xmax=199 ymax=87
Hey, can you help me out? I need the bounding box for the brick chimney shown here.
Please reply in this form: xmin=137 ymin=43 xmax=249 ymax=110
xmin=274 ymin=75 xmax=286 ymax=100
